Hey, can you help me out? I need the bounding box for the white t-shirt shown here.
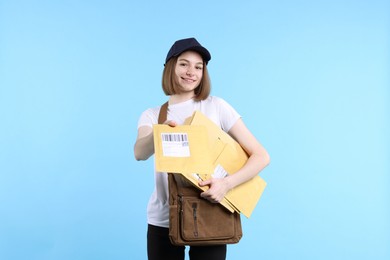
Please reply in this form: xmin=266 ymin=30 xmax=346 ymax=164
xmin=137 ymin=96 xmax=241 ymax=228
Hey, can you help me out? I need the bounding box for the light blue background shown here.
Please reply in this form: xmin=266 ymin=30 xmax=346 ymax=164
xmin=1 ymin=0 xmax=389 ymax=259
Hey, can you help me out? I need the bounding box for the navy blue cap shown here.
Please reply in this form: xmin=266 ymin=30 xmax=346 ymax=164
xmin=165 ymin=38 xmax=211 ymax=65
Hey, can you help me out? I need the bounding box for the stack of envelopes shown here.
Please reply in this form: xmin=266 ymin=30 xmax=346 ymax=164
xmin=153 ymin=111 xmax=267 ymax=218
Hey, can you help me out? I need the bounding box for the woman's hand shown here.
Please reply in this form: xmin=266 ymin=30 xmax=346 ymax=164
xmin=198 ymin=178 xmax=231 ymax=203
xmin=163 ymin=120 xmax=177 ymax=127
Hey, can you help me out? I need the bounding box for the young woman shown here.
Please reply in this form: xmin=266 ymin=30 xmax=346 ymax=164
xmin=134 ymin=37 xmax=270 ymax=260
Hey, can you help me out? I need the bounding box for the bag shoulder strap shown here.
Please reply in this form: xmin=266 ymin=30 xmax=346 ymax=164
xmin=158 ymin=102 xmax=168 ymax=124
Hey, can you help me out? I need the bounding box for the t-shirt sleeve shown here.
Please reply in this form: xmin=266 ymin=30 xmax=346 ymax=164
xmin=137 ymin=108 xmax=159 ymax=129
xmin=215 ymin=97 xmax=241 ymax=132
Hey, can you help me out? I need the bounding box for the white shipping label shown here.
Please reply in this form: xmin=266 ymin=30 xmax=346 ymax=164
xmin=212 ymin=164 xmax=228 ymax=178
xmin=161 ymin=133 xmax=190 ymax=157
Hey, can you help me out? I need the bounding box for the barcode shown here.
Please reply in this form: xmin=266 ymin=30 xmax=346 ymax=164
xmin=160 ymin=132 xmax=190 ymax=156
xmin=161 ymin=133 xmax=188 ymax=142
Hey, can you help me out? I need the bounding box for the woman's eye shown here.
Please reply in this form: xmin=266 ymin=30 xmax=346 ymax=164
xmin=196 ymin=66 xmax=203 ymax=70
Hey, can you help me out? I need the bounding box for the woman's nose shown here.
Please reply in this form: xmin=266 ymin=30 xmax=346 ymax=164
xmin=186 ymin=67 xmax=193 ymax=76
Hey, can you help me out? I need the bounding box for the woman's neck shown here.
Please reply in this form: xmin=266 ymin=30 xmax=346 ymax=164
xmin=169 ymin=92 xmax=195 ymax=105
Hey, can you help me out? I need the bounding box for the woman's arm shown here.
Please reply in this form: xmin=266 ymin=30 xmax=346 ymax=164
xmin=225 ymin=118 xmax=270 ymax=186
xmin=134 ymin=120 xmax=178 ymax=161
xmin=134 ymin=126 xmax=154 ymax=161
xmin=199 ymin=118 xmax=270 ymax=202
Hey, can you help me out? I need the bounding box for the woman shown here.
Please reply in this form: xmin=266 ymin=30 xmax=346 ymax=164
xmin=134 ymin=37 xmax=270 ymax=260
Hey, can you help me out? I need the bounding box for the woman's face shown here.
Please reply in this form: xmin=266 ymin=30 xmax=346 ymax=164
xmin=174 ymin=51 xmax=204 ymax=94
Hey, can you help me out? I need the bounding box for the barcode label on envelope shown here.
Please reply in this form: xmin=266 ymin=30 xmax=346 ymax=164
xmin=161 ymin=133 xmax=190 ymax=157
xmin=213 ymin=164 xmax=228 ymax=178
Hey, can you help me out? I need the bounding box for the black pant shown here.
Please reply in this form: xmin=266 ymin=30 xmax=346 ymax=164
xmin=147 ymin=224 xmax=227 ymax=260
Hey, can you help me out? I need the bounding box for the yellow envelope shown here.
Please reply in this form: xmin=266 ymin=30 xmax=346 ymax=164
xmin=153 ymin=124 xmax=214 ymax=175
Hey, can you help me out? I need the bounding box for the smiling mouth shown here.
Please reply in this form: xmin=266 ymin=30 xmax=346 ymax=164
xmin=181 ymin=77 xmax=196 ymax=83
